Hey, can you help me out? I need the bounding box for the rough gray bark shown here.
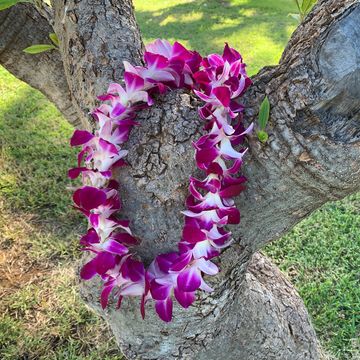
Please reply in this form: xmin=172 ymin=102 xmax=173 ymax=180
xmin=78 ymin=1 xmax=360 ymax=359
xmin=51 ymin=0 xmax=144 ymax=128
xmin=81 ymin=251 xmax=320 ymax=360
xmin=1 ymin=0 xmax=359 ymax=359
xmin=0 ymin=3 xmax=80 ymax=127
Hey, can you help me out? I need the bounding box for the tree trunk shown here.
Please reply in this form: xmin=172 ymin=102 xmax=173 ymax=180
xmin=1 ymin=0 xmax=360 ymax=359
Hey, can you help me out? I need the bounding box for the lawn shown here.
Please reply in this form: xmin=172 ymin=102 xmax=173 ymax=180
xmin=0 ymin=0 xmax=359 ymax=359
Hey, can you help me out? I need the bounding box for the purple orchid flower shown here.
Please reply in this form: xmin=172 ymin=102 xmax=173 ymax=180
xmin=69 ymin=40 xmax=253 ymax=322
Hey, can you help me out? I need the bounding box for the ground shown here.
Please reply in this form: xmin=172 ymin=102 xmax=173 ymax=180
xmin=0 ymin=1 xmax=359 ymax=359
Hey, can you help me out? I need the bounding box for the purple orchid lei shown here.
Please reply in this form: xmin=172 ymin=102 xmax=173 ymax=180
xmin=69 ymin=39 xmax=253 ymax=322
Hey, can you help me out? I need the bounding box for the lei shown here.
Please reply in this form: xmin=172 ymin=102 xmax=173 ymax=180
xmin=69 ymin=39 xmax=253 ymax=322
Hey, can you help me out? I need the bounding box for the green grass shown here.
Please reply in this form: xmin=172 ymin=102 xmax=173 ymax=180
xmin=135 ymin=0 xmax=297 ymax=75
xmin=0 ymin=69 xmax=120 ymax=359
xmin=265 ymin=194 xmax=360 ymax=359
xmin=0 ymin=1 xmax=359 ymax=359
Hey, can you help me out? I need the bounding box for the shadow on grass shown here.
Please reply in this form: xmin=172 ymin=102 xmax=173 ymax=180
xmin=135 ymin=0 xmax=297 ymax=71
xmin=0 ymin=86 xmax=83 ymax=234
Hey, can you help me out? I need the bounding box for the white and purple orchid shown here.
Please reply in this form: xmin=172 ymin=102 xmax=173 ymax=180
xmin=69 ymin=39 xmax=252 ymax=322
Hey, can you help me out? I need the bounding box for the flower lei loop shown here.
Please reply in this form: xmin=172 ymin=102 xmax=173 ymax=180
xmin=69 ymin=39 xmax=253 ymax=322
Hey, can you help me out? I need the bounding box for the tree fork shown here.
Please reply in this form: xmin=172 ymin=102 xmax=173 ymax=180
xmin=78 ymin=1 xmax=360 ymax=358
xmin=1 ymin=0 xmax=359 ymax=359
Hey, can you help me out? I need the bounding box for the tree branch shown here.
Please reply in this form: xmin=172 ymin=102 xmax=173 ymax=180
xmin=34 ymin=0 xmax=54 ymax=25
xmin=0 ymin=3 xmax=81 ymax=127
xmin=240 ymin=0 xmax=360 ymax=253
xmin=52 ymin=0 xmax=144 ymax=125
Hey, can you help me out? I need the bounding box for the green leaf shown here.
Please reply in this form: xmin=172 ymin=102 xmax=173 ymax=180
xmin=288 ymin=13 xmax=301 ymax=22
xmin=258 ymin=96 xmax=270 ymax=130
xmin=301 ymin=0 xmax=317 ymax=14
xmin=49 ymin=33 xmax=60 ymax=47
xmin=0 ymin=0 xmax=21 ymax=10
xmin=23 ymin=44 xmax=56 ymax=54
xmin=257 ymin=130 xmax=269 ymax=144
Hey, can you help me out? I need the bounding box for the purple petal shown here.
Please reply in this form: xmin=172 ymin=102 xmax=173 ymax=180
xmin=111 ymin=232 xmax=138 ymax=245
xmin=95 ymin=252 xmax=116 ymax=275
xmin=144 ymin=52 xmax=168 ymax=69
xmin=112 ymin=158 xmax=127 ymax=168
xmin=68 ymin=167 xmax=87 ymax=179
xmin=89 ymin=213 xmax=99 ymax=228
xmin=182 ymin=225 xmax=206 ymax=243
xmin=170 ymin=252 xmax=192 ymax=272
xmin=107 ymin=82 xmax=124 ymax=94
xmin=206 ymin=162 xmax=223 ymax=175
xmin=177 ymin=266 xmax=201 ymax=292
xmin=150 ymin=281 xmax=172 ymax=301
xmin=101 ymin=283 xmax=114 ymax=309
xmin=70 ymin=130 xmax=94 ymax=146
xmin=122 ymin=258 xmax=145 ymax=282
xmin=156 ymin=252 xmax=179 ymax=273
xmin=111 ymin=102 xmax=127 ymax=117
xmin=226 ymin=159 xmax=243 ymax=174
xmin=174 ymin=288 xmax=196 ymax=308
xmin=222 ymin=43 xmax=242 ymax=63
xmin=212 ymin=86 xmax=231 ymax=107
xmin=80 ymin=257 xmax=98 ymax=280
xmin=145 ymin=39 xmax=172 ymax=58
xmin=77 ymin=146 xmax=90 ymax=166
xmin=197 ymin=258 xmax=219 ymax=275
xmin=124 ymin=71 xmax=144 ymax=92
xmin=193 ymin=70 xmax=210 ymax=85
xmin=98 ymin=138 xmax=118 ymax=155
xmin=195 ymin=147 xmax=218 ymax=164
xmin=207 ymin=54 xmax=224 ymax=67
xmin=217 ymin=207 xmax=240 ymax=225
xmin=120 ymin=283 xmax=145 ymax=296
xmin=155 ymin=298 xmax=173 ymax=322
xmin=102 ymin=239 xmax=129 ymax=255
xmin=80 ymin=228 xmax=99 ymax=245
xmin=144 ymin=68 xmax=175 ymax=83
xmin=199 ymin=279 xmax=214 ymax=292
xmin=219 ymin=184 xmax=246 ymax=198
xmin=73 ymin=186 xmax=107 ymax=211
xmin=172 ymin=41 xmax=192 ymax=60
xmin=220 ymin=137 xmax=243 ymax=159
xmin=193 ymin=89 xmax=212 ymax=103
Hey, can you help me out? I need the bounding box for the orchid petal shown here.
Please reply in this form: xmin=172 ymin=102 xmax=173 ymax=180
xmin=70 ymin=130 xmax=94 ymax=146
xmin=182 ymin=225 xmax=206 ymax=243
xmin=155 ymin=298 xmax=173 ymax=322
xmin=80 ymin=257 xmax=98 ymax=280
xmin=101 ymin=283 xmax=114 ymax=309
xmin=73 ymin=186 xmax=106 ymax=211
xmin=177 ymin=266 xmax=201 ymax=292
xmin=102 ymin=239 xmax=129 ymax=255
xmin=197 ymin=258 xmax=219 ymax=275
xmin=174 ymin=288 xmax=196 ymax=308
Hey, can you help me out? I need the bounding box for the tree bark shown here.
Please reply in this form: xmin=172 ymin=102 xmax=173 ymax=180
xmin=1 ymin=0 xmax=359 ymax=359
xmin=78 ymin=1 xmax=360 ymax=358
xmin=51 ymin=0 xmax=144 ymax=128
